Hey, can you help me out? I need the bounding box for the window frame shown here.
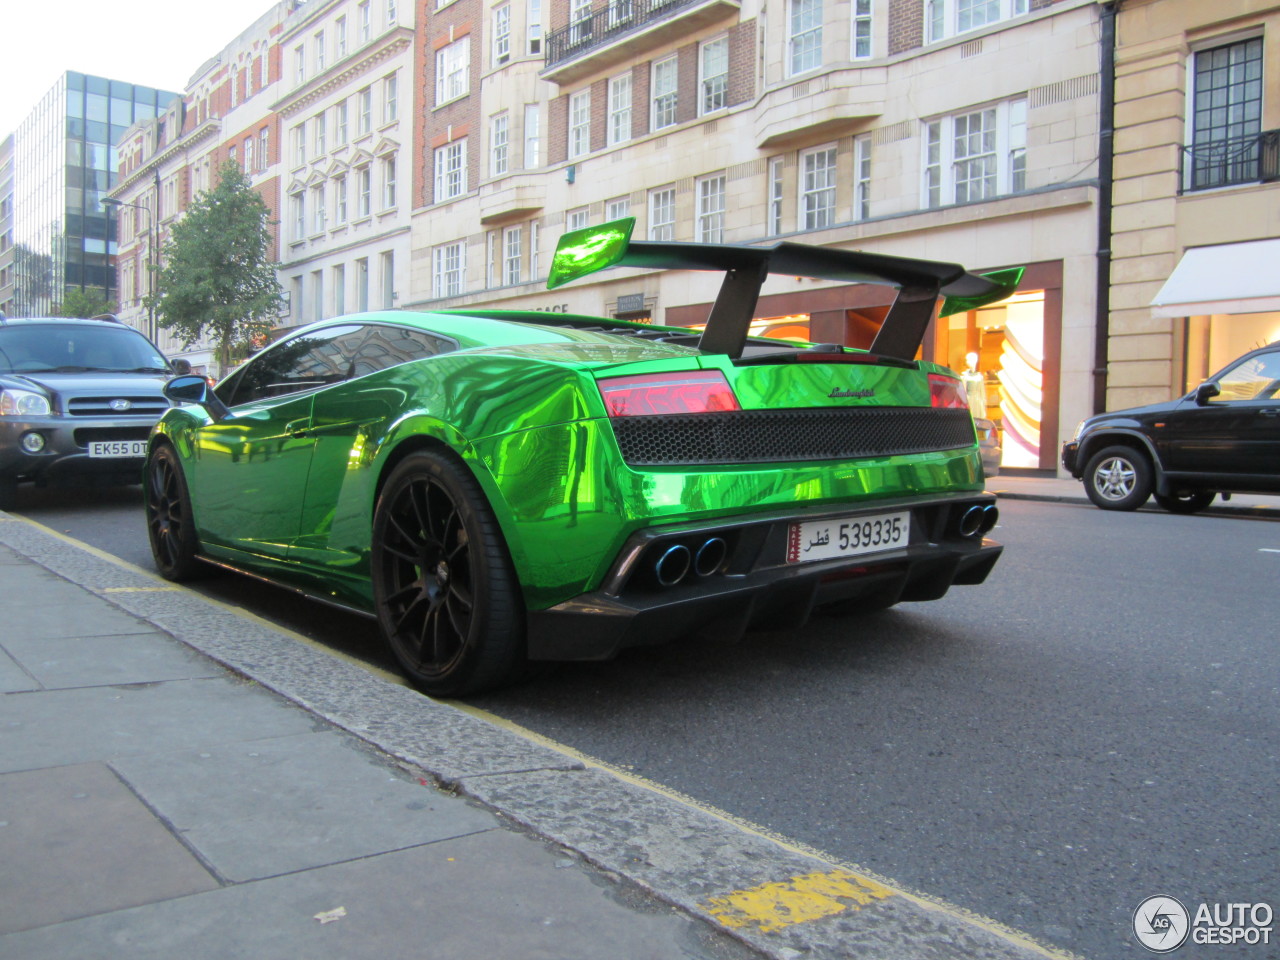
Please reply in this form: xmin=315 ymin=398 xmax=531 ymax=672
xmin=799 ymin=144 xmax=837 ymax=230
xmin=700 ymin=36 xmax=729 ymax=115
xmin=434 ymin=139 xmax=468 ymax=202
xmin=608 ymin=73 xmax=632 ymax=146
xmin=648 ymin=185 xmax=676 ymax=240
xmin=436 ymin=38 xmax=471 ymax=105
xmin=651 ymin=56 xmax=678 ymax=131
xmin=569 ymin=89 xmax=592 ymax=159
xmin=696 ymin=173 xmax=726 ymax=243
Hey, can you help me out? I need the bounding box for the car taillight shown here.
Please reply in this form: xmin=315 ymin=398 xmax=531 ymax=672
xmin=598 ymin=371 xmax=741 ymax=417
xmin=928 ymin=374 xmax=969 ymax=410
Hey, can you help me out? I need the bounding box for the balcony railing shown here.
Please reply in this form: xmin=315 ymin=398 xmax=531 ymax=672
xmin=1182 ymin=129 xmax=1280 ymax=192
xmin=545 ymin=0 xmax=703 ymax=67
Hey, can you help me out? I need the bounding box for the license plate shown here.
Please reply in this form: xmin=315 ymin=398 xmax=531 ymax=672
xmin=786 ymin=511 xmax=910 ymax=563
xmin=88 ymin=440 xmax=148 ymax=458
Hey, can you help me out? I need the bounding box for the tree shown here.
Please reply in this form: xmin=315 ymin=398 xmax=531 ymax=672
xmin=56 ymin=289 xmax=117 ymax=319
xmin=149 ymin=161 xmax=284 ymax=374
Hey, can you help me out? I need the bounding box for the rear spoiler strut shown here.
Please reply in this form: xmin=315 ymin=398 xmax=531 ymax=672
xmin=547 ymin=217 xmax=1022 ymax=361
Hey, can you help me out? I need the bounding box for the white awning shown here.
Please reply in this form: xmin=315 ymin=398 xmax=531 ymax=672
xmin=1150 ymin=239 xmax=1280 ymax=318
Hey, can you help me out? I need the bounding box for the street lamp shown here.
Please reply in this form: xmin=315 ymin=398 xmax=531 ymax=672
xmin=103 ymin=196 xmax=157 ymax=342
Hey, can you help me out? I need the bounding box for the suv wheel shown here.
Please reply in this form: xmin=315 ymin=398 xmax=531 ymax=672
xmin=1153 ymin=491 xmax=1215 ymax=515
xmin=1084 ymin=445 xmax=1152 ymax=511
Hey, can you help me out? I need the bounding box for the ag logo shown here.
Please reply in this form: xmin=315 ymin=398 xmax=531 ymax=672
xmin=1134 ymin=896 xmax=1190 ymax=953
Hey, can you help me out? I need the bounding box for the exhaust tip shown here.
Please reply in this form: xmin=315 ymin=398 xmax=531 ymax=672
xmin=978 ymin=504 xmax=999 ymax=535
xmin=694 ymin=537 xmax=728 ymax=577
xmin=654 ymin=543 xmax=692 ymax=587
xmin=958 ymin=504 xmax=986 ymax=538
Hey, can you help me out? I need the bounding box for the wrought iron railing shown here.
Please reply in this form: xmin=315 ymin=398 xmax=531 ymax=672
xmin=545 ymin=0 xmax=707 ymax=67
xmin=1181 ymin=129 xmax=1280 ymax=192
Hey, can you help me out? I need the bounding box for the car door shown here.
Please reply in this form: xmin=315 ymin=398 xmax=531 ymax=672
xmin=188 ymin=325 xmax=367 ymax=560
xmin=1158 ymin=349 xmax=1280 ymax=486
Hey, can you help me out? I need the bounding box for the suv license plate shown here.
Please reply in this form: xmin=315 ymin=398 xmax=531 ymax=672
xmin=786 ymin=511 xmax=910 ymax=564
xmin=88 ymin=440 xmax=148 ymax=458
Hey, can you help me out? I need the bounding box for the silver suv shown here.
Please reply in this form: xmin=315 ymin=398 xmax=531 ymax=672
xmin=0 ymin=316 xmax=176 ymax=508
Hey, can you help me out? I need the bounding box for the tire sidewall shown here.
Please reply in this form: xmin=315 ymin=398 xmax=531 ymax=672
xmin=1084 ymin=445 xmax=1153 ymax=511
xmin=145 ymin=443 xmax=202 ymax=580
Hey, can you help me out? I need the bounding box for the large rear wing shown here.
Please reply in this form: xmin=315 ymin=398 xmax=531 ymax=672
xmin=547 ymin=217 xmax=1022 ymax=361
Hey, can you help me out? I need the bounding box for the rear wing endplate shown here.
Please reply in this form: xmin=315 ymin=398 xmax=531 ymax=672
xmin=547 ymin=217 xmax=1022 ymax=361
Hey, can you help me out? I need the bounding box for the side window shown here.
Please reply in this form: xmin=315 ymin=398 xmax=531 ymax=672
xmin=1214 ymin=351 xmax=1280 ymax=402
xmin=348 ymin=325 xmax=455 ymax=378
xmin=222 ymin=325 xmax=368 ymax=405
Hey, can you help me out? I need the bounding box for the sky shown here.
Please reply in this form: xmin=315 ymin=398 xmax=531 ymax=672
xmin=1 ymin=0 xmax=296 ymax=138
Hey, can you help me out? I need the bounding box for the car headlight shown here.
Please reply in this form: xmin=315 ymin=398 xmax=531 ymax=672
xmin=0 ymin=388 xmax=52 ymax=417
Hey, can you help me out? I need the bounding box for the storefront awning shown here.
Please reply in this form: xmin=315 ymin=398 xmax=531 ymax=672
xmin=1151 ymin=239 xmax=1280 ymax=318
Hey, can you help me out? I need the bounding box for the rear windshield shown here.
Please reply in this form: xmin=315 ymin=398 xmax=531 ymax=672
xmin=0 ymin=324 xmax=168 ymax=375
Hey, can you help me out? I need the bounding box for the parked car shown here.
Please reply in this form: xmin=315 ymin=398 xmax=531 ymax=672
xmin=975 ymin=416 xmax=1001 ymax=478
xmin=0 ymin=315 xmax=175 ymax=508
xmin=144 ymin=218 xmax=1020 ymax=695
xmin=1062 ymin=340 xmax=1280 ymax=513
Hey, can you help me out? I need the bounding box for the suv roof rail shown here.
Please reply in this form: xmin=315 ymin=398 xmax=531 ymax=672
xmin=89 ymin=313 xmax=123 ymax=323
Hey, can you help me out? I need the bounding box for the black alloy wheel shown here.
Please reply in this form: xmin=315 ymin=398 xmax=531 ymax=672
xmin=1153 ymin=490 xmax=1216 ymax=515
xmin=1083 ymin=444 xmax=1153 ymax=511
xmin=371 ymin=449 xmax=524 ymax=697
xmin=145 ymin=443 xmax=204 ymax=580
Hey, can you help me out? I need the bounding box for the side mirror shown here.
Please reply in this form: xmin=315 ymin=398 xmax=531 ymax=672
xmin=1194 ymin=381 xmax=1220 ymax=406
xmin=164 ymin=374 xmax=232 ymax=421
xmin=171 ymin=358 xmax=193 ymax=375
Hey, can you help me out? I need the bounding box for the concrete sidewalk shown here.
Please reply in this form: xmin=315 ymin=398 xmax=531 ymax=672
xmin=0 ymin=478 xmax=1210 ymax=960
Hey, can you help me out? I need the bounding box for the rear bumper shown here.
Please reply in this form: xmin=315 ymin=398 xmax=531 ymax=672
xmin=526 ymin=492 xmax=1002 ymax=660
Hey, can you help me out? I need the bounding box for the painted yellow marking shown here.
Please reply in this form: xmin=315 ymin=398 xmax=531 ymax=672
xmin=703 ymin=869 xmax=895 ymax=933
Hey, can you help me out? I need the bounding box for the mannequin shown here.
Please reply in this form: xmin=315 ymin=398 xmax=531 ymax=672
xmin=961 ymin=351 xmax=987 ymax=420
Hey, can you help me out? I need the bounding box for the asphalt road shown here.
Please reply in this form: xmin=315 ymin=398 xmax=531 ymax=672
xmin=10 ymin=485 xmax=1280 ymax=959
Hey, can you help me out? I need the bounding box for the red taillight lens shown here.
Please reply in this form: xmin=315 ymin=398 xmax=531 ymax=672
xmin=929 ymin=374 xmax=969 ymax=410
xmin=598 ymin=371 xmax=741 ymax=417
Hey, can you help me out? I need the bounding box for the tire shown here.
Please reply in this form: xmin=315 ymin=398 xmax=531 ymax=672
xmin=371 ymin=449 xmax=525 ymax=697
xmin=1083 ymin=445 xmax=1153 ymax=511
xmin=1154 ymin=490 xmax=1215 ymax=515
xmin=144 ymin=443 xmax=204 ymax=580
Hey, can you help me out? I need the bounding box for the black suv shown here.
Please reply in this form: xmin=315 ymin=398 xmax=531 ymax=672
xmin=1062 ymin=341 xmax=1280 ymax=513
xmin=0 ymin=316 xmax=177 ymax=508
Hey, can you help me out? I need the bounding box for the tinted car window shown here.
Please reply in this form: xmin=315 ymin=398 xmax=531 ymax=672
xmin=222 ymin=325 xmax=367 ymax=405
xmin=0 ymin=324 xmax=167 ymax=374
xmin=1213 ymin=352 xmax=1280 ymax=402
xmin=348 ymin=325 xmax=454 ymax=378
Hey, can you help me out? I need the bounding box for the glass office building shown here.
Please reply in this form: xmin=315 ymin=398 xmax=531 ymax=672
xmin=4 ymin=72 xmax=178 ymax=316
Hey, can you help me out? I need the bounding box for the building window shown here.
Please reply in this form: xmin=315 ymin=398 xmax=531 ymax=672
xmin=789 ymin=0 xmax=822 ymax=76
xmin=567 ymin=207 xmax=589 ymax=231
xmin=244 ymin=137 xmax=255 ymax=175
xmin=437 ymin=39 xmax=470 ymax=104
xmin=314 ymin=112 xmax=326 ymax=156
xmin=768 ymin=157 xmax=784 ymax=235
xmin=383 ymin=75 xmax=398 ymax=123
xmin=852 ymin=0 xmax=872 ymax=58
xmin=799 ymin=145 xmax=836 ymax=229
xmin=386 ymin=0 xmax=398 ymax=26
xmin=290 ymin=191 xmax=305 ymax=240
xmin=312 ymin=270 xmax=324 ymax=322
xmin=433 ymin=242 xmax=466 ymax=298
xmin=358 ymin=87 xmax=373 ymax=134
xmin=293 ymin=124 xmax=306 ymax=166
xmin=382 ymin=156 xmax=397 ymax=208
xmin=700 ymin=38 xmax=728 ymax=115
xmin=528 ymin=0 xmax=542 ymax=54
xmin=381 ymin=251 xmax=395 ymax=308
xmin=569 ymin=89 xmax=591 ymax=158
xmin=649 ymin=186 xmax=675 ymax=240
xmin=926 ymin=0 xmax=1027 ymax=43
xmin=854 ymin=135 xmax=871 ymax=219
xmin=358 ymin=165 xmax=372 ymax=216
xmin=923 ymin=98 xmax=1027 ymax=208
xmin=312 ymin=185 xmax=326 ymax=234
xmin=569 ymin=0 xmax=592 ymax=45
xmin=504 ymin=225 xmax=522 ymax=284
xmin=315 ymin=31 xmax=326 ymax=73
xmin=356 ymin=258 xmax=370 ymax=310
xmin=259 ymin=128 xmax=270 ymax=172
xmin=1186 ymin=37 xmax=1265 ymax=191
xmin=333 ymin=263 xmax=345 ymax=315
xmin=607 ymin=196 xmax=631 ymax=220
xmin=652 ymin=56 xmax=678 ymax=130
xmin=335 ymin=101 xmax=349 ymax=145
xmin=336 ymin=16 xmax=348 ymax=58
xmin=435 ymin=140 xmax=467 ymax=201
xmin=294 ymin=45 xmax=306 ymax=85
xmin=697 ymin=174 xmax=726 ymax=243
xmin=524 ymin=104 xmax=541 ymax=168
xmin=491 ymin=114 xmax=509 ymax=176
xmin=359 ymin=1 xmax=372 ymax=42
xmin=494 ymin=5 xmax=511 ymax=64
xmin=335 ymin=175 xmax=348 ymax=223
xmin=609 ymin=73 xmax=632 ymax=146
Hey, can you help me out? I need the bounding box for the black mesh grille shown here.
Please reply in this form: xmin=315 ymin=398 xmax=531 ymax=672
xmin=611 ymin=407 xmax=976 ymax=466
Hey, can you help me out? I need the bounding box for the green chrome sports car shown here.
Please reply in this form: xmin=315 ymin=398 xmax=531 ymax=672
xmin=145 ymin=219 xmax=1020 ymax=695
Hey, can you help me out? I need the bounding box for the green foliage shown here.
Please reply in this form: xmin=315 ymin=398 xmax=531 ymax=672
xmin=148 ymin=161 xmax=284 ymax=373
xmin=55 ymin=288 xmax=117 ymax=319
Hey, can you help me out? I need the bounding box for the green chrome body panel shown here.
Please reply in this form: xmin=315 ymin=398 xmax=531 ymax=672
xmin=152 ymin=310 xmax=984 ymax=615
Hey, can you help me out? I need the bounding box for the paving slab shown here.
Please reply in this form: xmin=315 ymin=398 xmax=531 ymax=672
xmin=0 ymin=829 xmax=752 ymax=960
xmin=0 ymin=762 xmax=219 ymax=934
xmin=112 ymin=730 xmax=498 ymax=882
xmin=1 ymin=629 xmax=222 ymax=690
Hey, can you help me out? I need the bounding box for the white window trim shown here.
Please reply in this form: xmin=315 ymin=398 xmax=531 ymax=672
xmin=696 ymin=173 xmax=726 ymax=243
xmin=490 ymin=114 xmax=510 ymax=177
xmin=436 ymin=39 xmax=470 ymax=105
xmin=494 ymin=5 xmax=512 ymax=64
xmin=433 ymin=242 xmax=466 ymax=298
xmin=852 ymin=0 xmax=872 ymax=59
xmin=854 ymin=134 xmax=871 ymax=220
xmin=651 ymin=56 xmax=678 ymax=131
xmin=504 ymin=225 xmax=522 ymax=285
xmin=789 ymin=0 xmax=823 ymax=77
xmin=799 ymin=143 xmax=837 ymax=230
xmin=569 ymin=89 xmax=591 ymax=159
xmin=926 ymin=0 xmax=1029 ymax=44
xmin=608 ymin=73 xmax=632 ymax=146
xmin=921 ymin=98 xmax=1027 ymax=209
xmin=648 ymin=185 xmax=676 ymax=241
xmin=434 ymin=139 xmax=468 ymax=202
xmin=699 ymin=36 xmax=729 ymax=116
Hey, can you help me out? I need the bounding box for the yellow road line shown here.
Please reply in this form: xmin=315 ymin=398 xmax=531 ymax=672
xmin=704 ymin=869 xmax=896 ymax=933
